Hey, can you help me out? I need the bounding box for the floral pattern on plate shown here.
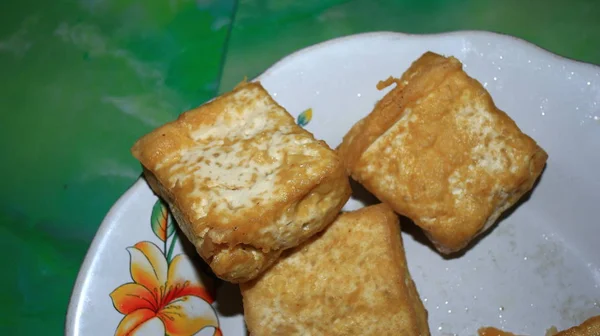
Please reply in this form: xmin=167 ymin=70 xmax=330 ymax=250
xmin=109 ymin=200 xmax=222 ymax=336
xmin=297 ymin=108 xmax=313 ymax=126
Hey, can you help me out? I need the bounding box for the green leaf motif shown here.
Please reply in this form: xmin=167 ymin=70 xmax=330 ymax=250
xmin=297 ymin=108 xmax=312 ymax=127
xmin=150 ymin=199 xmax=175 ymax=242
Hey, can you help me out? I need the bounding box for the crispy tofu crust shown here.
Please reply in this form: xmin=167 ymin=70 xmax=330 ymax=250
xmin=554 ymin=315 xmax=600 ymax=336
xmin=478 ymin=327 xmax=518 ymax=336
xmin=132 ymin=82 xmax=351 ymax=283
xmin=338 ymin=52 xmax=548 ymax=253
xmin=479 ymin=314 xmax=600 ymax=336
xmin=240 ymin=204 xmax=430 ymax=336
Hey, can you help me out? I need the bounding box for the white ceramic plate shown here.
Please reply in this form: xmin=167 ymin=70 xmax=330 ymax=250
xmin=67 ymin=31 xmax=600 ymax=336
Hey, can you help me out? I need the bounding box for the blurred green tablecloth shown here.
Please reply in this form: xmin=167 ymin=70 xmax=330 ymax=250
xmin=1 ymin=0 xmax=598 ymax=334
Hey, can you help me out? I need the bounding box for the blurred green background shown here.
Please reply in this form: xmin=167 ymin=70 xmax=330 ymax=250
xmin=1 ymin=0 xmax=598 ymax=334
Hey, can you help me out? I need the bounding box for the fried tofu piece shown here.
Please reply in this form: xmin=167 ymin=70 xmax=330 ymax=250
xmin=240 ymin=204 xmax=430 ymax=336
xmin=478 ymin=327 xmax=518 ymax=336
xmin=553 ymin=315 xmax=600 ymax=336
xmin=338 ymin=52 xmax=548 ymax=253
xmin=131 ymin=82 xmax=351 ymax=283
xmin=479 ymin=314 xmax=600 ymax=336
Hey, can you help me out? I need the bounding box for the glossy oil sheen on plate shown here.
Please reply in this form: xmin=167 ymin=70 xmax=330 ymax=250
xmin=67 ymin=31 xmax=600 ymax=336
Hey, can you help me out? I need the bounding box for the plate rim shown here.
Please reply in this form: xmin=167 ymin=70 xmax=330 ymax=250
xmin=65 ymin=177 xmax=145 ymax=336
xmin=255 ymin=30 xmax=600 ymax=83
xmin=65 ymin=30 xmax=600 ymax=335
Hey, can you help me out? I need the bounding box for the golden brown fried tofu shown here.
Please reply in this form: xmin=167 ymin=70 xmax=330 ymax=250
xmin=553 ymin=315 xmax=600 ymax=336
xmin=131 ymin=82 xmax=351 ymax=283
xmin=480 ymin=314 xmax=600 ymax=336
xmin=478 ymin=326 xmax=518 ymax=336
xmin=240 ymin=204 xmax=430 ymax=336
xmin=338 ymin=52 xmax=548 ymax=253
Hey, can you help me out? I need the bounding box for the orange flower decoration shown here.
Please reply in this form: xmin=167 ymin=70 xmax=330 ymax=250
xmin=110 ymin=241 xmax=221 ymax=336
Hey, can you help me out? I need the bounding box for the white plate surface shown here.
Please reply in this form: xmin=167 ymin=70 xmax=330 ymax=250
xmin=67 ymin=31 xmax=600 ymax=336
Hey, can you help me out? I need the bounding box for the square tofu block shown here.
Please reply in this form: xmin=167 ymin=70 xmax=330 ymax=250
xmin=131 ymin=82 xmax=351 ymax=283
xmin=240 ymin=204 xmax=430 ymax=336
xmin=338 ymin=52 xmax=548 ymax=253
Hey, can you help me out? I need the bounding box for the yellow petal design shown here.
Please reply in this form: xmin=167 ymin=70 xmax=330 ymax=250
xmin=114 ymin=308 xmax=157 ymax=336
xmin=159 ymin=296 xmax=219 ymax=336
xmin=127 ymin=241 xmax=168 ymax=293
xmin=166 ymin=254 xmax=214 ymax=303
xmin=110 ymin=283 xmax=157 ymax=314
xmin=128 ymin=316 xmax=165 ymax=336
xmin=192 ymin=326 xmax=222 ymax=336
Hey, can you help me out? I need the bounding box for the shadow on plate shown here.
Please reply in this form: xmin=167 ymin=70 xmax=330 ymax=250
xmin=177 ymin=226 xmax=245 ymax=317
xmin=214 ymin=281 xmax=245 ymax=317
xmin=349 ymin=178 xmax=380 ymax=207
